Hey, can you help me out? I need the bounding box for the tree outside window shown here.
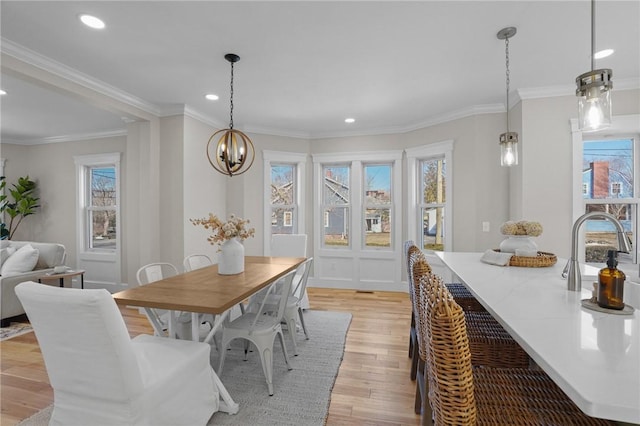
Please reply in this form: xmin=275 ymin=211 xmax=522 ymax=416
xmin=88 ymin=166 xmax=117 ymax=250
xmin=270 ymin=164 xmax=296 ymax=235
xmin=322 ymin=165 xmax=350 ymax=247
xmin=420 ymin=157 xmax=446 ymax=251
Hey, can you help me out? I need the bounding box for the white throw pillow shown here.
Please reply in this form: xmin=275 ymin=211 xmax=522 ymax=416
xmin=0 ymin=244 xmax=39 ymax=276
xmin=0 ymin=246 xmax=16 ymax=268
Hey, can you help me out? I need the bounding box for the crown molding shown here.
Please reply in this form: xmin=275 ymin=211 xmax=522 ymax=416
xmin=1 ymin=38 xmax=163 ymax=116
xmin=516 ymin=77 xmax=640 ymax=102
xmin=3 ymin=129 xmax=127 ymax=146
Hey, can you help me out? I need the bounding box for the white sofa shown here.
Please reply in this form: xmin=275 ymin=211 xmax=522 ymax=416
xmin=1 ymin=241 xmax=66 ymax=326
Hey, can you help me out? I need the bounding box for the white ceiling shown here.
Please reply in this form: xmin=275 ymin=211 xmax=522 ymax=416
xmin=1 ymin=1 xmax=639 ymax=144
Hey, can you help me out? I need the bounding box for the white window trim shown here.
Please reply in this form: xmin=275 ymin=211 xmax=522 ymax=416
xmin=263 ymin=150 xmax=307 ymax=254
xmin=312 ymin=150 xmax=402 ymax=254
xmin=571 ymin=115 xmax=640 ymax=265
xmin=405 ymin=140 xmax=454 ymax=251
xmin=74 ymin=152 xmax=121 ymax=262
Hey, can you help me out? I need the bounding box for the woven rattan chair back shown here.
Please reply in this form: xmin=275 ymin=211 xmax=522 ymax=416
xmin=423 ymin=278 xmax=477 ymax=425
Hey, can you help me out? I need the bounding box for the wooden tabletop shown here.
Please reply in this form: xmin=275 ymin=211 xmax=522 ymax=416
xmin=112 ymin=256 xmax=304 ymax=314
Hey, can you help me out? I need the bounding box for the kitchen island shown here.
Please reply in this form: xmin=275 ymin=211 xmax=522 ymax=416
xmin=436 ymin=251 xmax=639 ymax=424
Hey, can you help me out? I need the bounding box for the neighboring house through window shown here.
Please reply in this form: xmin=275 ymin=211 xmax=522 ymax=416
xmin=581 ymin=137 xmax=637 ymax=263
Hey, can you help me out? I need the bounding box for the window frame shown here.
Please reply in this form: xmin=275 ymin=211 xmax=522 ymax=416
xmin=74 ymin=153 xmax=121 ymax=257
xmin=313 ymin=151 xmax=402 ymax=252
xmin=572 ymin=115 xmax=640 ymax=266
xmin=263 ymin=151 xmax=307 ymax=254
xmin=405 ymin=141 xmax=454 ymax=252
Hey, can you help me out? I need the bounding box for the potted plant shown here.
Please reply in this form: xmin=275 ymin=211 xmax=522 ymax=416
xmin=0 ymin=175 xmax=40 ymax=240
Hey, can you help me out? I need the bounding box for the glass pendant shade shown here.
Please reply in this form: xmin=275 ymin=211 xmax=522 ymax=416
xmin=499 ymin=131 xmax=519 ymax=167
xmin=576 ymin=69 xmax=612 ymax=132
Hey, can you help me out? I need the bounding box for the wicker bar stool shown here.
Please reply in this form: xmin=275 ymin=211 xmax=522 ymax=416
xmin=411 ymin=265 xmax=530 ymax=417
xmin=420 ymin=279 xmax=614 ymax=426
xmin=404 ymin=241 xmax=418 ymax=374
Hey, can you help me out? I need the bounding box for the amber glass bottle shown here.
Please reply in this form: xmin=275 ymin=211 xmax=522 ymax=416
xmin=597 ymin=250 xmax=625 ymax=310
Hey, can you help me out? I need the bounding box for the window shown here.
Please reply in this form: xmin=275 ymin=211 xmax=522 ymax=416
xmin=263 ymin=151 xmax=306 ymax=253
xmin=406 ymin=141 xmax=453 ymax=252
xmin=582 ymin=138 xmax=637 ymax=263
xmin=322 ymin=165 xmax=350 ymax=247
xmin=364 ymin=164 xmax=392 ymax=247
xmin=75 ymin=153 xmax=121 ymax=253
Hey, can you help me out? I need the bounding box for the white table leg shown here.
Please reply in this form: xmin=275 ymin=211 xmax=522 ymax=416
xmin=191 ymin=312 xmax=200 ymax=342
xmin=168 ymin=310 xmax=176 ymax=338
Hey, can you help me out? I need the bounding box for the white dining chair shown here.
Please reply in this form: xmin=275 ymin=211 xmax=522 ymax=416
xmin=271 ymin=233 xmax=310 ymax=309
xmin=217 ymin=269 xmax=297 ymax=396
xmin=136 ymin=262 xmax=193 ymax=339
xmin=183 ymin=254 xmax=213 ymax=272
xmin=15 ymin=281 xmax=220 ymax=425
xmin=260 ymin=257 xmax=313 ymax=355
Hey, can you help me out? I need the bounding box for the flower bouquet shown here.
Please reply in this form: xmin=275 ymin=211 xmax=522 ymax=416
xmin=190 ymin=213 xmax=255 ymax=248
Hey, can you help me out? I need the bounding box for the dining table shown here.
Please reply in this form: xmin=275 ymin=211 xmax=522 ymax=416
xmin=436 ymin=251 xmax=640 ymax=424
xmin=112 ymin=255 xmax=305 ymax=414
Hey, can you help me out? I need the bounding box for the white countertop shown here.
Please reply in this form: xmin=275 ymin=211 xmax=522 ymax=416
xmin=436 ymin=251 xmax=640 ymax=424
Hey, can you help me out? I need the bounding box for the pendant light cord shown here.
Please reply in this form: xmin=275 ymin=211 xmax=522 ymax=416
xmin=505 ymin=35 xmax=511 ymax=133
xmin=591 ymin=0 xmax=596 ymax=70
xmin=229 ymin=61 xmax=235 ymax=129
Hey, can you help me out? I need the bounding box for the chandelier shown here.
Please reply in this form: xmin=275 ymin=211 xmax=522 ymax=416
xmin=207 ymin=53 xmax=255 ymax=177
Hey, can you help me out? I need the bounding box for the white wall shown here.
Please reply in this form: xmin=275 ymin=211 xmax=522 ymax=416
xmin=182 ymin=115 xmax=228 ymax=264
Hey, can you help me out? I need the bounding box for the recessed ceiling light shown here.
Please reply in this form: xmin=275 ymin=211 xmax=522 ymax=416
xmin=205 ymin=94 xmax=219 ymax=101
xmin=0 ymin=89 xmax=6 ymax=95
xmin=345 ymin=118 xmax=355 ymax=123
xmin=79 ymin=14 xmax=105 ymax=29
xmin=594 ymin=49 xmax=614 ymax=59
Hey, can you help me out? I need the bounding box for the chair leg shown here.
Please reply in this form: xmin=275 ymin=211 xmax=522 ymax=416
xmin=217 ymin=335 xmax=230 ymax=374
xmin=286 ymin=316 xmax=299 ymax=356
xmin=277 ymin=330 xmax=292 ymax=370
xmin=410 ymin=330 xmax=419 ymax=381
xmin=409 ymin=312 xmax=415 ymax=358
xmin=297 ymin=307 xmax=309 ymax=340
xmin=258 ymin=346 xmax=275 ymax=396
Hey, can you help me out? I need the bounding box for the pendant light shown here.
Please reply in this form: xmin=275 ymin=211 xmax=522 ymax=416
xmin=576 ymin=0 xmax=612 ymax=132
xmin=497 ymin=27 xmax=518 ymax=167
xmin=206 ymin=53 xmax=255 ymax=177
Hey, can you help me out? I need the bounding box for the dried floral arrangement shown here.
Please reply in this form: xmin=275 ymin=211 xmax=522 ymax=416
xmin=190 ymin=213 xmax=255 ymax=246
xmin=500 ymin=220 xmax=543 ymax=237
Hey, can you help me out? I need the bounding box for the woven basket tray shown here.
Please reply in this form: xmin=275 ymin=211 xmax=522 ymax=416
xmin=493 ymin=250 xmax=557 ymax=267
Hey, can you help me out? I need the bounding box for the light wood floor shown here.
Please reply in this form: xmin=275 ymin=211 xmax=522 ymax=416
xmin=1 ymin=288 xmax=421 ymax=425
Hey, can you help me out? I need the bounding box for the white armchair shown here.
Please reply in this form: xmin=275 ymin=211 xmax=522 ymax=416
xmin=15 ymin=281 xmax=220 ymax=426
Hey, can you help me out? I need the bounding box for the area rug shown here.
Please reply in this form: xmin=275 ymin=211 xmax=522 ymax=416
xmin=17 ymin=310 xmax=352 ymax=426
xmin=0 ymin=321 xmax=33 ymax=341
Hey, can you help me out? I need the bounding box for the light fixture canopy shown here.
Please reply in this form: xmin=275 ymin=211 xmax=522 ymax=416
xmin=576 ymin=0 xmax=612 ymax=132
xmin=206 ymin=53 xmax=255 ymax=177
xmin=497 ymin=26 xmax=518 ymax=167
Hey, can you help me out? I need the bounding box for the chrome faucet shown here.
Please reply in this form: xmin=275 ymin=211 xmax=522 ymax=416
xmin=562 ymin=211 xmax=632 ymax=291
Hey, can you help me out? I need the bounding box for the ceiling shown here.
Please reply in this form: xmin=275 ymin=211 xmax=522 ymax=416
xmin=1 ymin=1 xmax=639 ymax=144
